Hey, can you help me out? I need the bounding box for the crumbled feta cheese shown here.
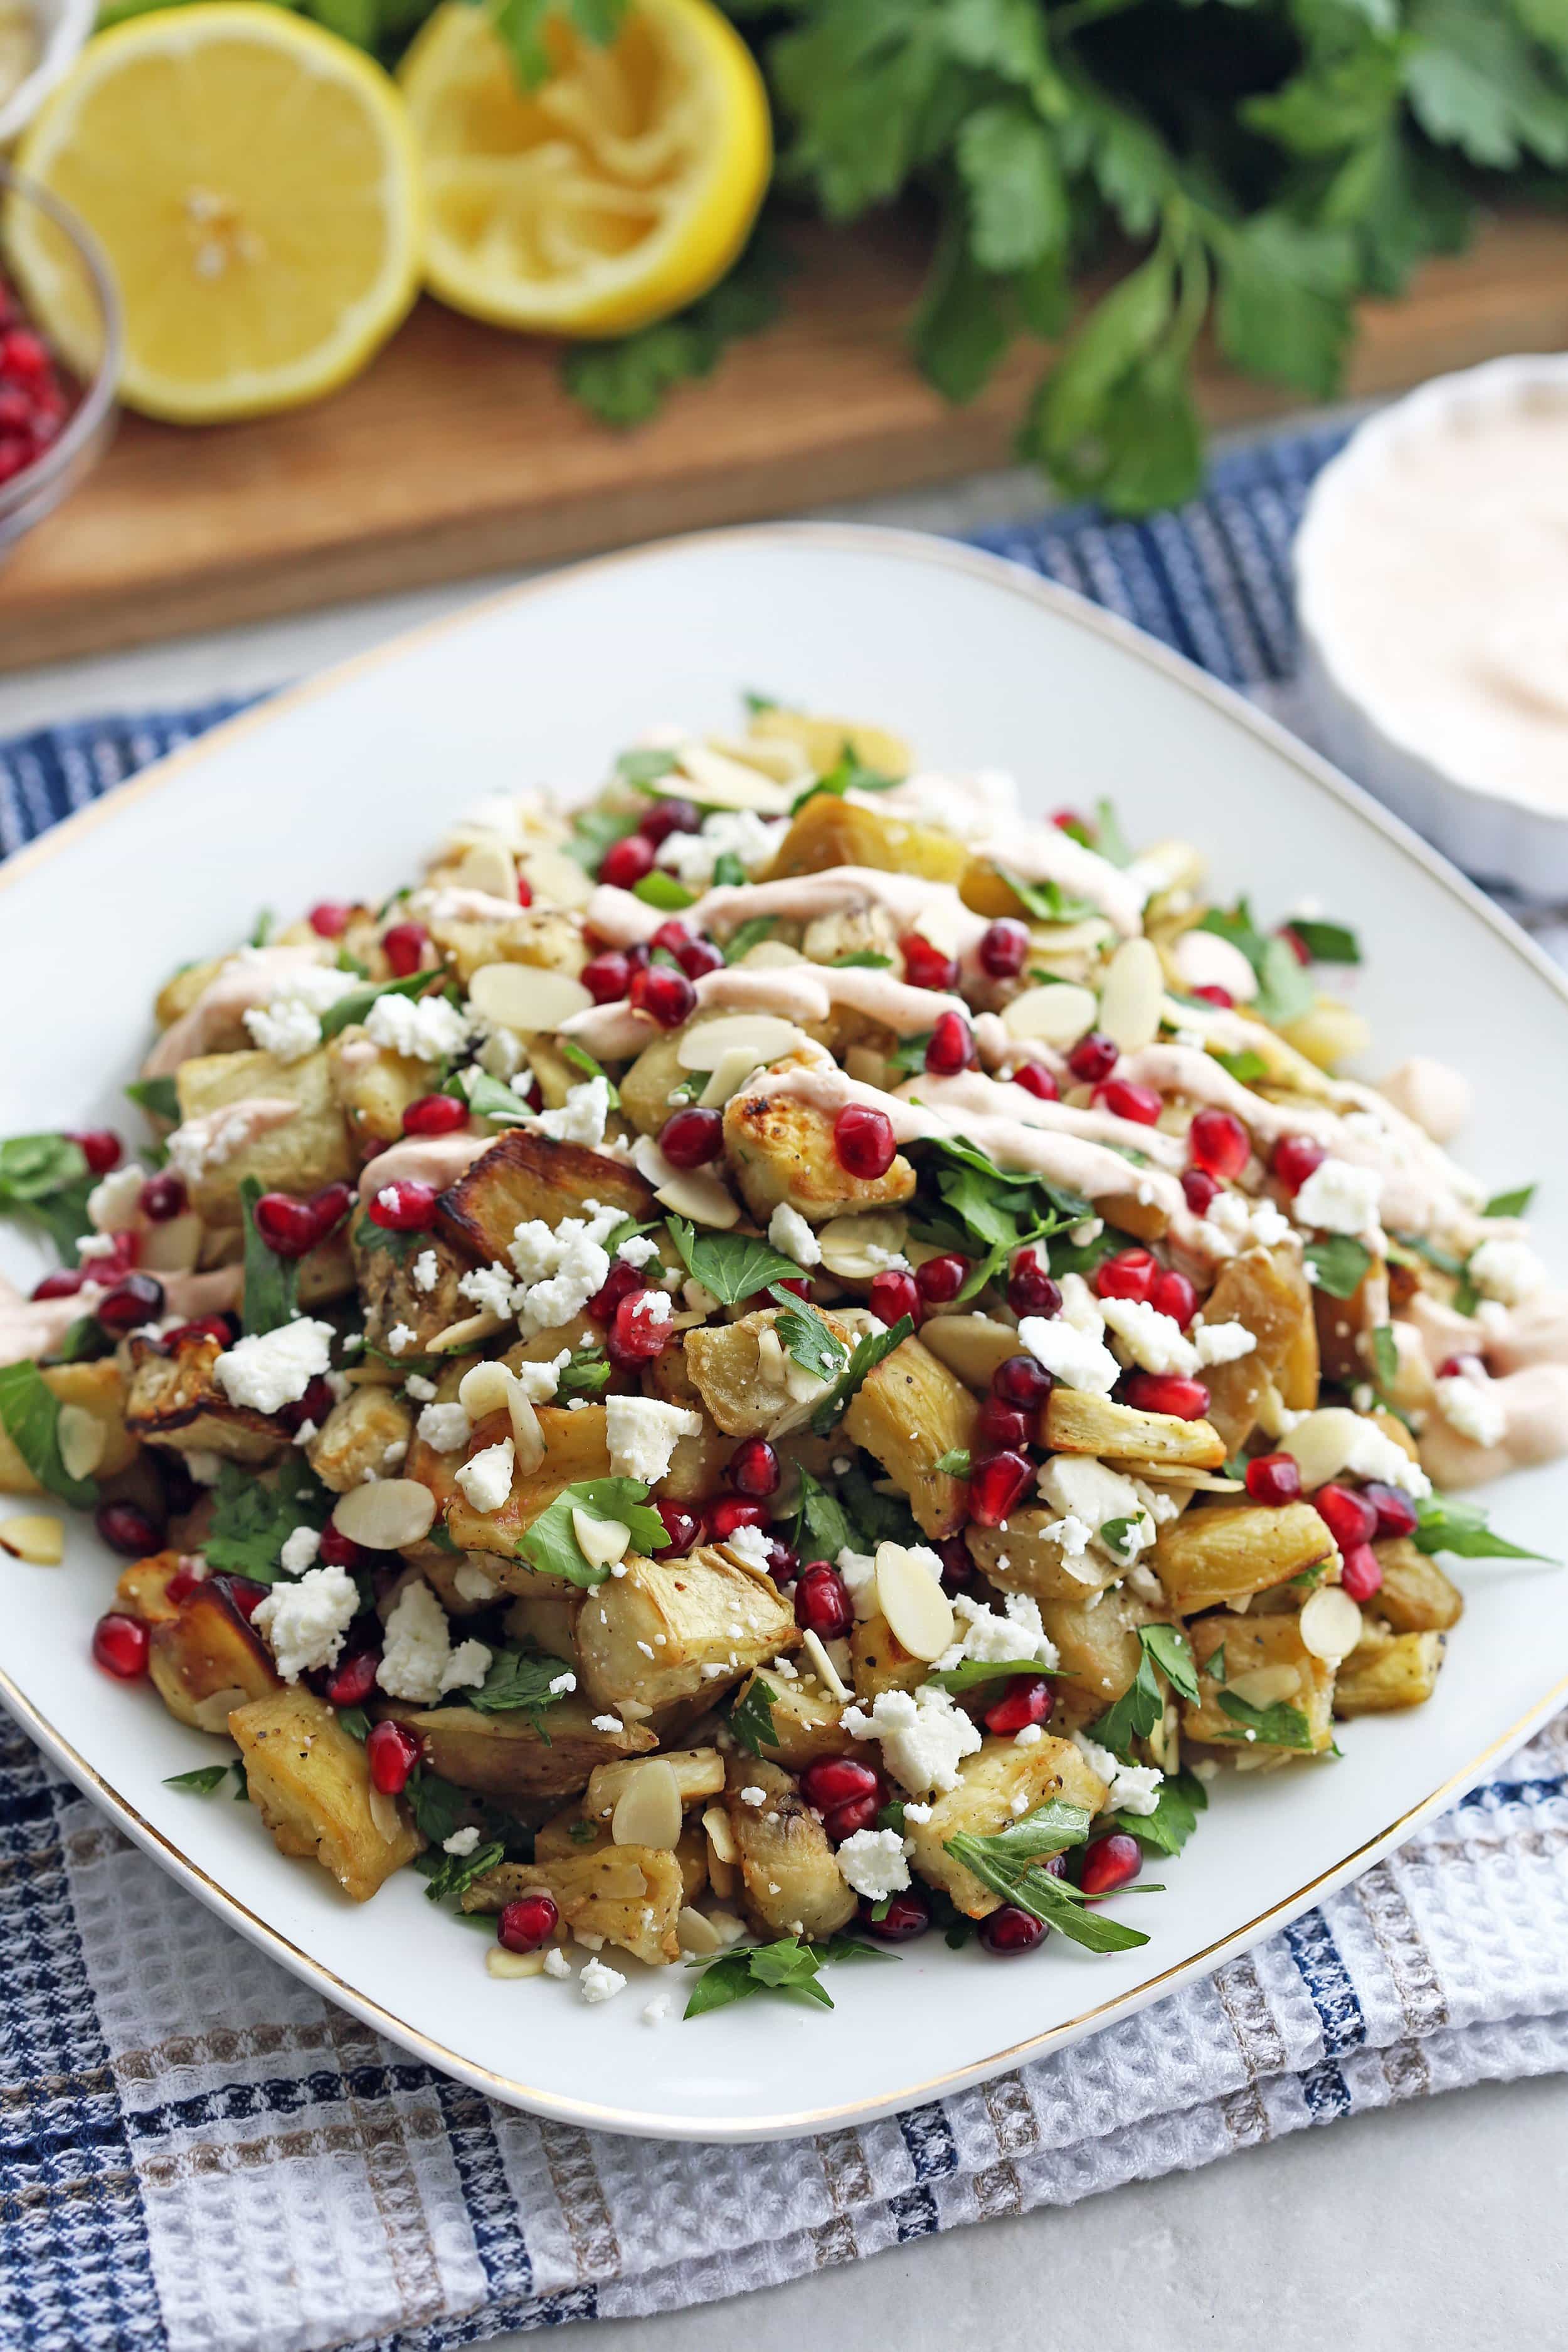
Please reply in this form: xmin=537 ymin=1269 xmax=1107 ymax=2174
xmin=840 ymin=1685 xmax=982 ymax=1794
xmin=506 ymin=1205 xmax=619 ymax=1338
xmin=417 ymin=1401 xmax=473 ymax=1454
xmin=1099 ymin=1296 xmax=1199 ymax=1377
xmin=411 ymin=1249 xmax=440 ymax=1295
xmin=183 ymin=1449 xmax=223 ymax=1486
xmin=543 ymin=1947 xmax=573 ymax=1979
xmin=724 ymin=1522 xmax=776 ymax=1574
xmin=1436 ymin=1370 xmax=1507 ymax=1449
xmin=1071 ymin=1729 xmax=1164 ymax=1816
xmin=548 ymin=1670 xmax=576 ymax=1695
xmin=385 ymin=1322 xmax=418 ymax=1357
xmin=579 ymin=1956 xmax=627 ymax=2005
xmin=655 ymin=807 xmax=788 ymax=889
xmin=591 ymin=1712 xmax=623 ymax=1732
xmin=1014 ymin=1724 xmax=1044 ymax=1747
xmin=455 ymin=1438 xmax=514 ymax=1514
xmin=242 ymin=998 xmax=322 ymax=1062
xmin=253 ymin=1563 xmax=358 ymax=1682
xmin=455 ymin=1562 xmax=499 ymax=1604
xmin=739 ymin=1786 xmax=767 ymax=1808
xmin=902 ymin=1800 xmax=933 ymax=1824
xmin=1342 ymin=1417 xmax=1431 ymax=1497
xmin=1248 ymin=1199 xmax=1293 ymax=1248
xmin=87 ymin=1165 xmax=147 ymax=1232
xmin=1037 ymin=1456 xmax=1143 ymax=1552
xmin=1468 ymin=1236 xmax=1547 ymax=1306
xmin=536 ymin=1075 xmax=612 ymax=1148
xmin=364 ymin=990 xmax=472 ymax=1063
xmin=1291 ymin=1157 xmax=1382 ymax=1238
xmin=278 ymin=1525 xmax=321 ymax=1577
xmin=76 ymin=1232 xmax=119 ymax=1261
xmin=1019 ymin=1308 xmax=1120 ymax=1394
xmin=642 ymin=1994 xmax=672 ymax=2026
xmin=514 ymin=1347 xmax=573 ymax=1403
xmin=768 ymin=1202 xmax=822 ymax=1269
xmin=404 ymin=1372 xmax=438 ymax=1402
xmin=443 ymin=1825 xmax=481 ymax=1857
xmin=213 ymin=1318 xmax=334 ymax=1416
xmin=1039 ymin=1513 xmax=1093 ymax=1573
xmin=835 ymin=1826 xmax=912 ymax=1900
xmin=936 ymin=1591 xmax=1059 ymax=1673
xmin=376 ymin=1579 xmax=492 ymax=1704
xmin=1194 ymin=1320 xmax=1256 ymax=1367
xmin=603 ymin=1394 xmax=702 ymax=1484
xmin=617 ymin=1233 xmax=660 ymax=1268
xmin=458 ymin=1262 xmax=517 ymax=1321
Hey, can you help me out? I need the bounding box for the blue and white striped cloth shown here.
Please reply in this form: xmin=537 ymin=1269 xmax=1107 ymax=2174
xmin=5 ymin=427 xmax=1568 ymax=2352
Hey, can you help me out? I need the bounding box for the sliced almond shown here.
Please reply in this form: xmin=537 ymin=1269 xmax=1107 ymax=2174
xmin=919 ymin=1313 xmax=1017 ymax=1391
xmin=801 ymin=1626 xmax=850 ymax=1702
xmin=55 ymin=1404 xmax=107 ymax=1483
xmin=669 ymin=741 xmax=793 ymax=815
xmin=332 ymin=1478 xmax=437 ymax=1551
xmin=0 ymin=1513 xmax=65 ymax=1565
xmin=519 ymin=845 xmax=594 ymax=909
xmin=677 ymin=1014 xmax=807 ymax=1072
xmin=368 ymin=1784 xmax=404 ymax=1844
xmin=701 ymin=1803 xmax=739 ymax=1865
xmin=678 ymin=1903 xmax=724 ymax=1956
xmin=1001 ymin=981 xmax=1097 ymax=1047
xmin=190 ymin=1686 xmax=248 ymax=1734
xmin=469 ymin=961 xmax=593 ymax=1037
xmin=911 ymin=893 xmax=975 ymax=960
xmin=1278 ymin=1407 xmax=1362 ymax=1493
xmin=452 ymin=837 xmax=518 ymax=902
xmin=704 ymin=732 xmax=811 ymax=785
xmin=816 ymin=1210 xmax=909 ymax=1281
xmin=735 ymin=939 xmax=805 ymax=970
xmin=630 ymin=1136 xmax=739 ymax=1229
xmin=1097 ymin=936 xmax=1164 ymax=1051
xmin=1029 ymin=916 xmax=1113 ymax=961
xmin=612 ymin=1758 xmax=683 ymax=1850
xmin=458 ymin=1360 xmax=516 ymax=1419
xmin=139 ymin=1210 xmax=204 ymax=1274
xmin=572 ymin=1507 xmax=630 ymax=1568
xmin=1299 ymin=1584 xmax=1364 ymax=1664
xmin=874 ymin=1543 xmax=956 ymax=1663
xmin=487 ymin=1946 xmax=548 ymax=1979
xmin=507 ymin=1389 xmax=547 ymax=1476
xmin=1225 ymin=1664 xmax=1303 ymax=1709
xmin=699 ymin=1045 xmax=773 ymax=1110
xmin=428 ymin=1310 xmax=509 ymax=1353
xmin=706 ymin=1847 xmax=737 ymax=1900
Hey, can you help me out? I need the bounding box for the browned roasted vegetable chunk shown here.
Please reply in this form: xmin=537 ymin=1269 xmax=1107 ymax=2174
xmin=443 ymin=1404 xmax=613 ymax=1562
xmin=0 ymin=1359 xmax=138 ymax=1495
xmin=378 ymin=1696 xmax=654 ymax=1802
xmin=306 ymin=1385 xmax=415 ymax=1493
xmin=174 ymin=1047 xmax=352 ymax=1229
xmin=1333 ymin=1624 xmax=1445 ymax=1714
xmin=723 ymin=1756 xmax=856 ymax=1940
xmin=149 ymin=1576 xmax=282 ymax=1729
xmin=906 ymin=1736 xmax=1108 ymax=1917
xmin=1039 ymin=1584 xmax=1168 ymax=1732
xmin=1372 ymin=1539 xmax=1463 ymax=1633
xmin=351 ymin=1219 xmax=471 ymax=1353
xmin=849 ymin=1613 xmax=927 ymax=1702
xmin=1186 ymin=1616 xmax=1336 ymax=1757
xmin=231 ymin=1688 xmax=422 ymax=1899
xmin=968 ymin=1508 xmax=1121 ymax=1602
xmin=574 ymin=1544 xmax=798 ymax=1712
xmin=840 ymin=1330 xmax=977 ymax=1538
xmin=113 ymin=1549 xmax=186 ymax=1627
xmin=462 ymin=1848 xmax=682 ymax=1964
xmin=1152 ymin=1500 xmax=1334 ymax=1613
xmin=765 ymin=792 xmax=963 ymax=886
xmin=732 ymin=1669 xmax=869 ymax=1768
xmin=723 ymin=1088 xmax=916 ymax=1225
xmin=437 ymin=1129 xmax=654 ymax=1265
xmin=124 ymin=1331 xmax=285 ymax=1468
xmin=1196 ymin=1246 xmax=1315 ymax=1454
xmin=1042 ymin=1387 xmax=1225 ymax=1470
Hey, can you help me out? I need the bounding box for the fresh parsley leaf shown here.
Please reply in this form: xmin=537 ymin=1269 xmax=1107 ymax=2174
xmin=926 ymin=1656 xmax=1057 ymax=1696
xmin=204 ymin=1456 xmax=331 ymax=1582
xmin=1288 ymin=1560 xmax=1330 ymax=1593
xmin=665 ymin=1216 xmax=801 ymax=1305
xmin=1289 ymin=918 xmax=1362 ymax=965
xmin=788 ymin=745 xmax=901 ymax=818
xmin=999 ymin=868 xmax=1096 ymax=924
xmin=721 ymin=915 xmax=776 ymax=963
xmin=563 ymin=800 xmax=645 ymax=874
xmin=684 ymin=1932 xmax=889 ymax=2020
xmin=460 ymin=1070 xmax=538 ymax=1126
xmin=1094 ymin=798 xmax=1133 ymax=867
xmin=568 ymin=1818 xmax=599 ymax=1845
xmin=1098 ymin=1515 xmax=1142 ymax=1564
xmin=876 ymin=1797 xmax=906 ymax=1835
xmin=556 ymin=1345 xmax=612 ymax=1399
xmin=711 ymin=852 xmax=748 ymax=890
xmin=834 ymin=1465 xmax=921 ymax=1550
xmin=933 ymin=1447 xmax=972 ymax=1476
xmin=1088 ymin=1623 xmax=1196 ymax=1752
xmin=1045 ymin=1221 xmax=1125 ymax=1282
xmin=810 ymin=1315 xmax=914 ymax=1437
xmin=249 ymin=909 xmax=273 ymax=948
xmin=633 ymin=871 xmax=696 ymax=912
xmin=1140 ymin=1622 xmax=1200 ymax=1703
xmin=0 ymin=1360 xmax=99 ymax=1507
xmin=351 ymin=1207 xmax=424 ymax=1269
xmin=828 ymin=950 xmax=893 ymax=969
xmin=615 ymin=747 xmax=677 ymax=788
xmin=466 ymin=1649 xmax=575 ymax=1718
xmin=124 ymin=1076 xmax=180 ymax=1123
xmin=1483 ymin=1185 xmax=1536 ymax=1219
xmin=405 ymin=1769 xmax=469 ymax=1846
xmin=946 ymin=1801 xmax=1152 ymax=1952
xmin=50 ymin=1316 xmax=112 ymax=1365
xmin=1196 ymin=901 xmax=1318 ymax=1027
xmin=768 ymin=1285 xmax=849 ymax=1381
xmin=1216 ymin=1691 xmax=1318 ymax=1751
xmin=563 ymin=228 xmax=788 ymax=427
xmin=0 ymin=1131 xmax=95 ymax=1265
xmin=1213 ymin=1048 xmax=1269 ymax=1086
xmin=238 ymin=1175 xmax=299 ymax=1335
xmin=1370 ymin=1324 xmax=1399 ymax=1390
xmin=887 ymin=1030 xmax=934 ymax=1076
xmin=1413 ymin=1490 xmax=1554 ymax=1562
xmin=1111 ymin=1767 xmax=1208 ymax=1857
xmin=163 ymin=1763 xmax=230 ymax=1795
xmin=728 ymin=1675 xmax=779 ymax=1758
xmin=516 ymin=1476 xmax=670 ymax=1587
xmin=556 ymin=1042 xmax=621 ymax=1111
xmin=1304 ymin=1234 xmax=1374 ymax=1299
xmin=791 ymin=1465 xmax=860 ymax=1561
xmin=337 ymin=1707 xmax=371 ymax=1744
xmin=421 ymin=1839 xmax=506 ymax=1906
xmin=317 ymin=970 xmax=430 ymax=1042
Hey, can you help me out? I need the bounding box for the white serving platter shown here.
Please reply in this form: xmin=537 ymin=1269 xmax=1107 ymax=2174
xmin=3 ymin=524 xmax=1565 ymax=2141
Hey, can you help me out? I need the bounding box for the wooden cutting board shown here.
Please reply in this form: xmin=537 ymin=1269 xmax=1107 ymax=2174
xmin=3 ymin=209 xmax=1567 ymax=674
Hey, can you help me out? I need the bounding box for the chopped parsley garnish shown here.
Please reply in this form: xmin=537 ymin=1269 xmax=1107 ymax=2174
xmin=768 ymin=1285 xmax=848 ymax=1381
xmin=1303 ymin=1234 xmax=1373 ymax=1300
xmin=465 ymin=1648 xmax=575 ymax=1719
xmin=665 ymin=1216 xmax=800 ymax=1305
xmin=162 ymin=1763 xmax=233 ymax=1796
xmin=810 ymin=1314 xmax=914 ymax=1436
xmin=240 ymin=1175 xmax=300 ymax=1333
xmin=1085 ymin=1623 xmax=1198 ymax=1755
xmin=1215 ymin=1690 xmax=1317 ymax=1751
xmin=515 ymin=1476 xmax=670 ymax=1587
xmin=1288 ymin=918 xmax=1361 ymax=965
xmin=1482 ymin=1184 xmax=1535 ymax=1220
xmin=204 ymin=1456 xmax=331 ymax=1582
xmin=1110 ymin=1768 xmax=1208 ymax=1856
xmin=1195 ymin=899 xmax=1315 ymax=1027
xmin=727 ymin=1675 xmax=780 ymax=1758
xmin=933 ymin=1446 xmax=972 ymax=1476
xmin=1413 ymin=1491 xmax=1554 ymax=1562
xmin=317 ymin=969 xmax=430 ymax=1042
xmin=633 ymin=870 xmax=697 ymax=912
xmin=0 ymin=1131 xmax=95 ymax=1266
xmin=685 ymin=1932 xmax=890 ymax=2018
xmin=945 ymin=1801 xmax=1157 ymax=1954
xmin=124 ymin=1076 xmax=181 ymax=1123
xmin=998 ymin=869 xmax=1098 ymax=923
xmin=0 ymin=1360 xmax=100 ymax=1507
xmin=419 ymin=1839 xmax=507 ymax=1907
xmin=721 ymin=914 xmax=777 ymax=962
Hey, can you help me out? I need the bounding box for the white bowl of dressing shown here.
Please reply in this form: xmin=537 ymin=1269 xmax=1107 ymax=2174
xmin=1296 ymin=353 xmax=1568 ymax=899
xmin=0 ymin=0 xmax=94 ymax=148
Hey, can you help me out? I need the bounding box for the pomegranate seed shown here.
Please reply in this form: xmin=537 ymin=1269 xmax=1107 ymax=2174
xmin=91 ymin=1612 xmax=149 ymax=1678
xmin=936 ymin=1535 xmax=975 ymax=1593
xmin=822 ymin=1794 xmax=879 ymax=1843
xmin=366 ymin=1719 xmax=421 ymax=1795
xmin=1007 ymin=1248 xmax=1060 ymax=1318
xmin=993 ymin=1353 xmax=1052 ymax=1410
xmin=983 ymin=1674 xmax=1052 ymax=1735
xmin=498 ymin=1893 xmax=560 ymax=1953
xmin=33 ymin=1266 xmax=92 ymax=1300
xmin=1190 ymin=983 xmax=1235 ymax=1009
xmin=582 ymin=950 xmax=632 ymax=1004
xmin=1052 ymin=807 xmax=1088 ymax=834
xmin=630 ymin=963 xmax=696 ymax=1029
xmin=1096 ymin=1078 xmax=1162 ymax=1126
xmin=1123 ymin=1372 xmax=1210 ymax=1419
xmin=655 ymin=1499 xmax=702 ymax=1554
xmin=976 ymin=1396 xmax=1030 ymax=1451
xmin=800 ymin=1756 xmax=880 ymax=1810
xmin=625 ymin=942 xmax=652 ymax=971
xmin=609 ymin=1288 xmax=675 ymax=1364
xmin=729 ymin=1436 xmax=780 ymax=1498
xmin=367 ymin=1180 xmax=437 ymax=1233
xmin=164 ymin=1563 xmax=202 ymax=1605
xmin=867 ymin=1268 xmax=920 ymax=1328
xmin=166 ymin=1315 xmax=237 ymax=1348
xmin=924 ymin=1011 xmax=976 ymax=1076
xmin=97 ymin=1274 xmax=165 ymax=1333
xmin=637 ymin=796 xmax=700 ymax=844
xmin=68 ymin=1128 xmax=121 ymax=1175
xmin=834 ymin=1103 xmax=897 ymax=1179
xmin=980 ymin=1904 xmax=1047 ymax=1954
xmin=1364 ymin=1481 xmax=1417 ymax=1541
xmin=254 ymin=1192 xmax=319 ymax=1256
xmin=1339 ymin=1543 xmax=1384 ymax=1602
xmin=1271 ymin=1132 xmax=1327 ymax=1194
xmin=1436 ymin=1352 xmax=1484 ymax=1381
xmin=901 ymin=933 xmax=959 ymax=992
xmin=1095 ymin=1248 xmax=1157 ymax=1303
xmin=216 ymin=1574 xmax=267 ymax=1621
xmin=1182 ymin=1167 xmax=1220 ymax=1215
xmin=706 ymin=1495 xmax=768 ymax=1541
xmin=515 ymin=876 xmax=534 ymax=908
xmin=969 ymin=1450 xmax=1033 ymax=1527
xmin=588 ymin=1261 xmax=643 ymax=1323
xmin=280 ymin=1375 xmax=336 ymax=1435
xmin=94 ymin=1500 xmax=163 ymax=1559
xmin=1245 ymin=1453 xmax=1303 ymax=1505
xmin=659 ymin=1105 xmax=724 ymax=1167
xmin=1189 ymin=1107 xmax=1250 ymax=1180
xmin=1080 ymin=1831 xmax=1142 ymax=1897
xmin=1314 ymin=1483 xmax=1377 ymax=1550
xmin=861 ymin=1889 xmax=931 ymax=1941
xmin=139 ymin=1172 xmax=187 ymax=1222
xmin=675 ymin=935 xmax=724 ymax=980
xmin=1067 ymin=1032 xmax=1118 ymax=1084
xmin=770 ymin=1276 xmax=812 ymax=1305
xmin=1 ymin=328 xmax=50 ymax=382
xmin=794 ymin=1561 xmax=853 ymax=1639
xmin=599 ymin=834 xmax=655 ymax=889
xmin=1279 ymin=924 xmax=1312 ymax=965
xmin=1150 ymin=1269 xmax=1197 ymax=1328
xmin=761 ymin=1537 xmax=798 ymax=1582
xmin=978 ymin=919 xmax=1029 ymax=979
xmin=324 ymin=1648 xmax=379 ymax=1707
xmin=319 ymin=1525 xmax=369 ymax=1570
xmin=916 ymin=1252 xmax=968 ymax=1306
xmin=402 ymin=1093 xmax=469 ymax=1138
xmin=307 ymin=901 xmax=351 ymax=938
xmin=1011 ymin=1062 xmax=1059 ymax=1103
xmin=651 ymin=919 xmax=692 ymax=956
xmin=381 ymin=921 xmax=430 ymax=977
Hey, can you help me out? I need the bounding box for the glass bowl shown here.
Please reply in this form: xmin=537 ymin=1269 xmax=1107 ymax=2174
xmin=0 ymin=161 xmax=120 ymax=561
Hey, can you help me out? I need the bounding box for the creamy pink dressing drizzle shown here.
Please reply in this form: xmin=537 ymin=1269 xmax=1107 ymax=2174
xmin=0 ymin=1264 xmax=243 ymax=1370
xmin=169 ymin=1096 xmax=300 ymax=1179
xmin=413 ymin=886 xmax=527 ymax=926
xmin=1418 ymin=1364 xmax=1568 ymax=1490
xmin=559 ymin=958 xmax=973 ymax=1059
xmin=584 ymin=868 xmax=992 ymax=959
xmin=143 ymin=945 xmax=329 ymax=1079
xmin=355 ymin=1130 xmax=494 ymax=1206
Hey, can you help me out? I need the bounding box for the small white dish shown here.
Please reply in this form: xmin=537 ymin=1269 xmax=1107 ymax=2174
xmin=4 ymin=524 xmax=1568 ymax=2141
xmin=0 ymin=0 xmax=92 ymax=146
xmin=1296 ymin=353 xmax=1568 ymax=899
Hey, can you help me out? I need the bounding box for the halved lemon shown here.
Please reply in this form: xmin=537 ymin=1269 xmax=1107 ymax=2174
xmin=400 ymin=0 xmax=770 ymax=337
xmin=12 ymin=4 xmax=423 ymax=423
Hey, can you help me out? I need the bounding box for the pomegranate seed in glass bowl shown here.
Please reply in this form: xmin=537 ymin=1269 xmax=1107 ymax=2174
xmin=0 ymin=169 xmax=119 ymax=563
